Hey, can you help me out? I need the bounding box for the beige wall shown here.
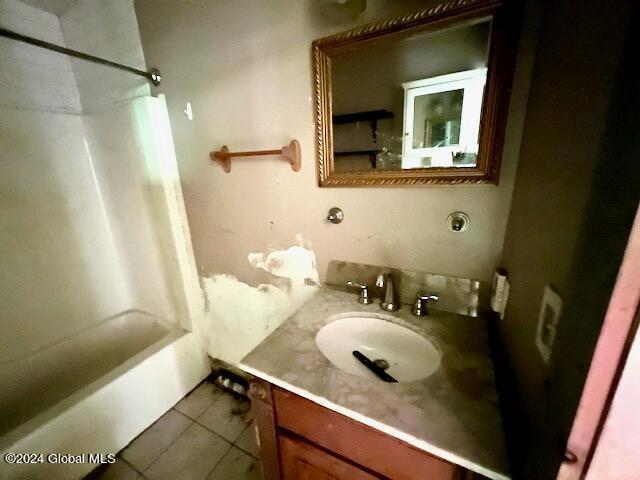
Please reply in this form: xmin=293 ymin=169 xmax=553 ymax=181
xmin=135 ymin=0 xmax=536 ymax=289
xmin=496 ymin=0 xmax=637 ymax=477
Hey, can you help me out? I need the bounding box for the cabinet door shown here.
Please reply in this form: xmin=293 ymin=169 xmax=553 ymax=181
xmin=274 ymin=388 xmax=461 ymax=480
xmin=280 ymin=434 xmax=380 ymax=480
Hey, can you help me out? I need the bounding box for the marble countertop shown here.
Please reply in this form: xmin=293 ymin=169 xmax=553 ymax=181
xmin=239 ymin=286 xmax=509 ymax=480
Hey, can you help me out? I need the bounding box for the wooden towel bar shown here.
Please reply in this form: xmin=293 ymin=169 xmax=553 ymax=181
xmin=210 ymin=139 xmax=301 ymax=173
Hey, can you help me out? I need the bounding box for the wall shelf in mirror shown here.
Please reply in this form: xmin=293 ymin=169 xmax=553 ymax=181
xmin=333 ymin=109 xmax=394 ymax=143
xmin=210 ymin=139 xmax=301 ymax=173
xmin=334 ymin=150 xmax=382 ymax=168
xmin=312 ymin=0 xmax=518 ymax=186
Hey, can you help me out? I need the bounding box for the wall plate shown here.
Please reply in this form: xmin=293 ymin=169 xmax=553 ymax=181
xmin=447 ymin=212 xmax=469 ymax=232
xmin=535 ymin=285 xmax=563 ymax=363
xmin=490 ymin=269 xmax=509 ymax=320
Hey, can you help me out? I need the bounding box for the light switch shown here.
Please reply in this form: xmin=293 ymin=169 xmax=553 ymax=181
xmin=535 ymin=285 xmax=563 ymax=363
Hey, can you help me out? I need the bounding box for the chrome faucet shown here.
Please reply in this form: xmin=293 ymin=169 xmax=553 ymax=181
xmin=412 ymin=292 xmax=439 ymax=316
xmin=346 ymin=281 xmax=373 ymax=304
xmin=376 ymin=273 xmax=399 ymax=311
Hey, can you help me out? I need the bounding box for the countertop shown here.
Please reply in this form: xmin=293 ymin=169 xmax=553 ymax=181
xmin=239 ymin=286 xmax=509 ymax=480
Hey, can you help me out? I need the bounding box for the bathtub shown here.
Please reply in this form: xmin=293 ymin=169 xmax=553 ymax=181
xmin=0 ymin=311 xmax=209 ymax=480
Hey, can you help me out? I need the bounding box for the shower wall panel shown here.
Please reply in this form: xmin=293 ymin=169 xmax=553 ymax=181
xmin=0 ymin=106 xmax=132 ymax=364
xmin=60 ymin=0 xmax=151 ymax=113
xmin=0 ymin=0 xmax=81 ymax=113
xmin=0 ymin=0 xmax=179 ymax=363
xmin=81 ymin=103 xmax=176 ymax=321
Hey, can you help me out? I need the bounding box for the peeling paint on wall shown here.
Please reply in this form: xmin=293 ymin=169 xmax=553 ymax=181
xmin=201 ymin=242 xmax=319 ymax=364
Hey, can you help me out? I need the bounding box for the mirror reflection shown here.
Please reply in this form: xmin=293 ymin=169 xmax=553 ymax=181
xmin=331 ymin=19 xmax=491 ymax=172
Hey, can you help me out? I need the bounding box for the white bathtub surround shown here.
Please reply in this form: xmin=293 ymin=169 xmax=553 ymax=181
xmin=0 ymin=0 xmax=208 ymax=469
xmin=0 ymin=0 xmax=82 ymax=113
xmin=0 ymin=328 xmax=208 ymax=480
xmin=0 ymin=103 xmax=131 ymax=364
xmin=202 ymin=242 xmax=320 ymax=364
xmin=1 ymin=0 xmax=201 ymax=359
xmin=131 ymin=95 xmax=207 ymax=337
xmin=0 ymin=0 xmax=149 ymax=114
xmin=59 ymin=0 xmax=151 ymax=113
xmin=0 ymin=93 xmax=209 ymax=478
xmin=0 ymin=311 xmax=170 ymax=437
xmin=1 ymin=93 xmax=203 ymax=345
xmin=240 ymin=286 xmax=509 ymax=480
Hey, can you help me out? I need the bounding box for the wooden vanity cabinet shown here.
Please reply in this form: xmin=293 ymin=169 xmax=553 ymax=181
xmin=280 ymin=434 xmax=379 ymax=480
xmin=249 ymin=378 xmax=480 ymax=480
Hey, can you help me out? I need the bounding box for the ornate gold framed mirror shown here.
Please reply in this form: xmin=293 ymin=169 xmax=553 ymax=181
xmin=312 ymin=0 xmax=517 ymax=186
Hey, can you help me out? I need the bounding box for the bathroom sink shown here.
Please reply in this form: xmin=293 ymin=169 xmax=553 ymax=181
xmin=315 ymin=314 xmax=440 ymax=383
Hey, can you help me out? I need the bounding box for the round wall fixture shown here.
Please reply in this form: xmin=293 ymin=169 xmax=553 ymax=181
xmin=327 ymin=207 xmax=344 ymax=224
xmin=447 ymin=212 xmax=469 ymax=232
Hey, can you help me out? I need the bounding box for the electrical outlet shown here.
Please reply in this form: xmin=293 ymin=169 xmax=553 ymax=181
xmin=535 ymin=285 xmax=563 ymax=363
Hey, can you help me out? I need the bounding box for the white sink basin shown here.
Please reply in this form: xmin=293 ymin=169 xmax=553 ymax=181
xmin=315 ymin=314 xmax=441 ymax=383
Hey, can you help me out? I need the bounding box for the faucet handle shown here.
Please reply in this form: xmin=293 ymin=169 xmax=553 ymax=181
xmin=412 ymin=292 xmax=439 ymax=316
xmin=346 ymin=281 xmax=373 ymax=304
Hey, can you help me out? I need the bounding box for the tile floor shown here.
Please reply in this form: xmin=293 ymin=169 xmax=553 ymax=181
xmin=90 ymin=380 xmax=262 ymax=480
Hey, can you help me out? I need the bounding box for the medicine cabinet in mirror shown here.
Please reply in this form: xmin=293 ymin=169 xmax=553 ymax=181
xmin=312 ymin=0 xmax=516 ymax=186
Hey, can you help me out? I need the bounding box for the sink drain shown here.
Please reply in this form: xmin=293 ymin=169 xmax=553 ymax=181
xmin=373 ymin=359 xmax=390 ymax=371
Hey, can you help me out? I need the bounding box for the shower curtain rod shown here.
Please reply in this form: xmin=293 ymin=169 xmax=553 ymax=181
xmin=0 ymin=27 xmax=161 ymax=86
